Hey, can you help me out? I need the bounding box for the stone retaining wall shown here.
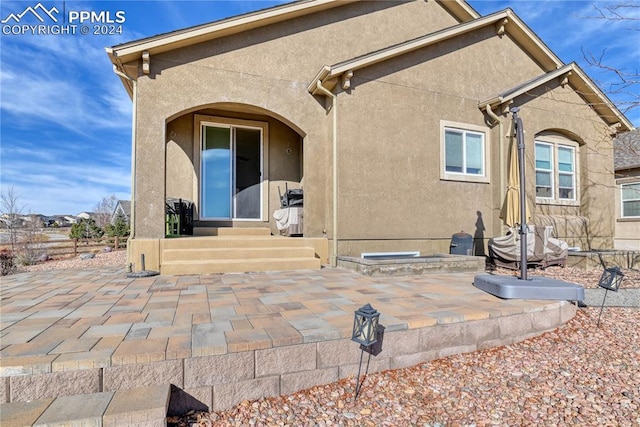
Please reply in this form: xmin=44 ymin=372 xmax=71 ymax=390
xmin=1 ymin=301 xmax=577 ymax=411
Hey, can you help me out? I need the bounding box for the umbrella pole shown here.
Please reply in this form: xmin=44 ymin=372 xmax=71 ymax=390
xmin=511 ymin=107 xmax=528 ymax=281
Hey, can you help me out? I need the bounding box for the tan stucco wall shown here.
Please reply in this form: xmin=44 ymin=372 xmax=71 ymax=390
xmin=513 ymin=82 xmax=617 ymax=249
xmin=128 ymin=0 xmax=619 ymax=258
xmin=130 ymin=0 xmax=462 ymax=240
xmin=329 ymin=24 xmax=616 ymax=255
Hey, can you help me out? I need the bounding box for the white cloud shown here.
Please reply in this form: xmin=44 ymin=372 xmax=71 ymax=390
xmin=1 ymin=145 xmax=131 ymax=215
xmin=0 ymin=34 xmax=132 ymax=134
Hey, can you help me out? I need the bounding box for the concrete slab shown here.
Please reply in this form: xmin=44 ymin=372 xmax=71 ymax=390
xmin=473 ymin=274 xmax=585 ymax=301
xmin=0 ymin=399 xmax=54 ymax=427
xmin=34 ymin=391 xmax=114 ymax=427
xmin=102 ymin=384 xmax=170 ymax=427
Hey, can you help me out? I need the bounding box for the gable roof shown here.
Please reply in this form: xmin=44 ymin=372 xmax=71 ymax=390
xmin=478 ymin=63 xmax=634 ymax=131
xmin=307 ymin=8 xmax=632 ymax=133
xmin=308 ymin=8 xmax=562 ymax=95
xmin=615 ymin=130 xmax=640 ymax=171
xmin=107 ymin=0 xmax=478 ymax=95
xmin=115 ymin=200 xmax=131 ymax=212
xmin=108 ymin=0 xmax=353 ymax=65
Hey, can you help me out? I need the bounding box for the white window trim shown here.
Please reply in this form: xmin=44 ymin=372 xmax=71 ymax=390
xmin=534 ymin=136 xmax=579 ymax=207
xmin=440 ymin=120 xmax=490 ymax=184
xmin=535 ymin=141 xmax=555 ymax=200
xmin=621 ymin=182 xmax=640 ymax=219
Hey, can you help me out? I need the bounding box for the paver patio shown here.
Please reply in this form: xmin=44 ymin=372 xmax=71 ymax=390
xmin=0 ymin=265 xmax=577 ymax=424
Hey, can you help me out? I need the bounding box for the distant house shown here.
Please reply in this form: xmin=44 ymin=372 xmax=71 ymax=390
xmin=614 ymin=130 xmax=640 ymax=250
xmin=76 ymin=212 xmax=96 ymax=220
xmin=111 ymin=200 xmax=131 ymax=225
xmin=64 ymin=216 xmax=79 ymax=225
xmin=22 ymin=214 xmax=46 ymax=227
xmin=47 ymin=216 xmax=73 ymax=227
xmin=0 ymin=213 xmax=24 ymax=229
xmin=107 ymin=0 xmax=633 ymax=273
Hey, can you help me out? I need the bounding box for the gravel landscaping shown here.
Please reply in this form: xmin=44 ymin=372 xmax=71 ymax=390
xmin=20 ymin=250 xmax=127 ymax=272
xmin=172 ymin=307 xmax=639 ymax=427
xmin=502 ymin=266 xmax=640 ymax=289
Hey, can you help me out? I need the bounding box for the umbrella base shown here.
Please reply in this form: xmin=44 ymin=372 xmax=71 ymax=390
xmin=474 ymin=273 xmax=584 ymax=301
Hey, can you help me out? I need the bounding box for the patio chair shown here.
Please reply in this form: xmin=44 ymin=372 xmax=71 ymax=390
xmin=278 ymin=183 xmax=303 ymax=208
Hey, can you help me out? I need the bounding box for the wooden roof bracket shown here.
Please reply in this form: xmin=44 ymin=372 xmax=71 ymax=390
xmin=609 ymin=122 xmax=622 ymax=135
xmin=142 ymin=51 xmax=150 ymax=75
xmin=560 ymin=71 xmax=572 ymax=88
xmin=496 ymin=18 xmax=508 ymax=37
xmin=341 ymin=70 xmax=353 ymax=91
xmin=501 ymin=100 xmax=513 ymax=115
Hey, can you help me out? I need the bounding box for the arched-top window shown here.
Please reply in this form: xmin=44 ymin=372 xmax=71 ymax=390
xmin=534 ymin=132 xmax=580 ymax=205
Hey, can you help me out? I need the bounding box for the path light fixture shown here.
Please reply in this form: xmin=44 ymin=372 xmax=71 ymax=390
xmin=351 ymin=303 xmax=380 ymax=399
xmin=597 ymin=266 xmax=624 ymax=327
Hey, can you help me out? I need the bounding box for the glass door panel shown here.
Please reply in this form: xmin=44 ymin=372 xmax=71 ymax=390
xmin=200 ymin=123 xmax=263 ymax=220
xmin=202 ymin=126 xmax=231 ymax=219
xmin=234 ymin=128 xmax=262 ymax=219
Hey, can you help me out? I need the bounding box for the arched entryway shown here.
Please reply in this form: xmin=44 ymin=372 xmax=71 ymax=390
xmin=165 ymin=103 xmax=305 ymax=233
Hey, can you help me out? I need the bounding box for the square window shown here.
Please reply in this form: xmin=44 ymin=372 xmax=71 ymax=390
xmin=442 ymin=125 xmax=486 ymax=182
xmin=621 ymin=183 xmax=640 ymax=218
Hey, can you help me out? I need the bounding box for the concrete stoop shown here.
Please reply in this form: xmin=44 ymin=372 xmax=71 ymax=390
xmin=0 ymin=384 xmax=171 ymax=427
xmin=0 ymin=384 xmax=209 ymax=427
xmin=160 ymin=229 xmax=326 ymax=275
xmin=0 ymin=301 xmax=577 ymax=426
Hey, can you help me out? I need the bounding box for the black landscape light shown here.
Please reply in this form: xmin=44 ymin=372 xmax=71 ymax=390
xmin=352 ymin=303 xmax=380 ymax=347
xmin=351 ymin=303 xmax=380 ymax=399
xmin=597 ymin=266 xmax=624 ymax=327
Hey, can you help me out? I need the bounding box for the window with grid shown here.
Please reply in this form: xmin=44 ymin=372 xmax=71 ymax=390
xmin=621 ymin=183 xmax=640 ymax=218
xmin=535 ymin=141 xmax=576 ymax=202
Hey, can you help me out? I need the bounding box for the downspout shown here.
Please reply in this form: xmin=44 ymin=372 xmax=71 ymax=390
xmin=314 ymin=80 xmax=339 ymax=267
xmin=112 ymin=65 xmax=137 ymax=239
xmin=485 ymin=104 xmax=506 ymax=231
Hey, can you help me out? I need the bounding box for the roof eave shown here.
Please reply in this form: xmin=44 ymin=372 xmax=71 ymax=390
xmin=436 ymin=0 xmax=480 ymax=21
xmin=307 ymin=66 xmax=332 ymax=95
xmin=106 ymin=48 xmax=135 ymax=99
xmin=108 ymin=0 xmax=358 ymax=65
xmin=478 ymin=64 xmax=574 ymax=108
xmin=310 ymin=8 xmax=564 ymax=94
xmin=479 ymin=63 xmax=634 ymax=133
xmin=317 ymin=10 xmax=512 ymax=86
xmin=568 ymin=65 xmax=634 ymax=132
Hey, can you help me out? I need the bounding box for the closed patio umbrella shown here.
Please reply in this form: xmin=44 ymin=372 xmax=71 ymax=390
xmin=503 ymin=108 xmax=531 ymax=280
xmin=499 ymin=124 xmax=531 ymax=228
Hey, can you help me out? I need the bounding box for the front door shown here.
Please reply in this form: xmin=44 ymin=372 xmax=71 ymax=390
xmin=200 ymin=122 xmax=263 ymax=220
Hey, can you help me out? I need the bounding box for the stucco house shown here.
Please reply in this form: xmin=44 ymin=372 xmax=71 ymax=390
xmin=107 ymin=0 xmax=633 ymax=274
xmin=614 ymin=130 xmax=640 ymax=250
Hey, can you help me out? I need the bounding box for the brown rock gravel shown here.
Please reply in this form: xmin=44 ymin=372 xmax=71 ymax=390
xmin=498 ymin=266 xmax=640 ymax=289
xmin=20 ymin=250 xmax=127 ymax=272
xmin=172 ymin=307 xmax=639 ymax=427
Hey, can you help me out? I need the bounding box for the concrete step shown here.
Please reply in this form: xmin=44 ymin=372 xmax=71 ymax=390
xmin=163 ymin=246 xmax=316 ymax=262
xmin=0 ymin=385 xmax=171 ymax=427
xmin=162 ymin=236 xmax=318 ymax=250
xmin=161 ymin=257 xmax=321 ymax=275
xmin=193 ymin=227 xmax=271 ymax=237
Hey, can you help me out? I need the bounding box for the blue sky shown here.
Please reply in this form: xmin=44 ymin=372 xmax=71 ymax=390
xmin=1 ymin=0 xmax=638 ymax=216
